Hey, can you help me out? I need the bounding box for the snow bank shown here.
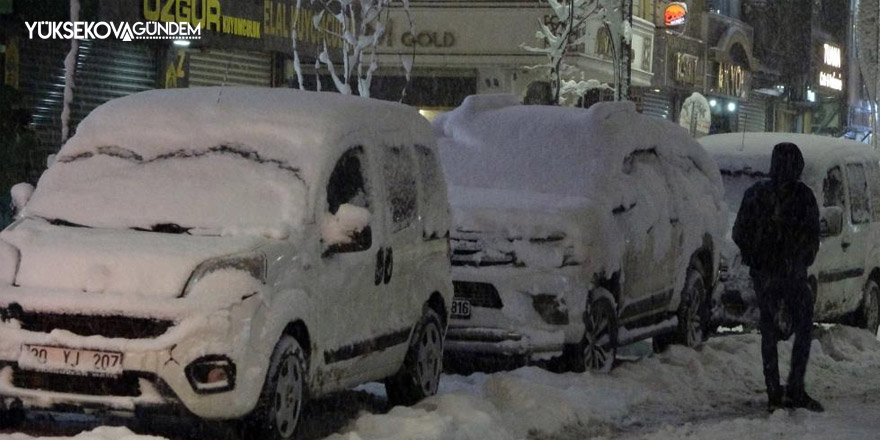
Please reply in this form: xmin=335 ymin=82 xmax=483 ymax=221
xmin=327 ymin=326 xmax=880 ymax=440
xmin=0 ymin=427 xmax=165 ymax=440
xmin=436 ymin=95 xmax=727 ymax=290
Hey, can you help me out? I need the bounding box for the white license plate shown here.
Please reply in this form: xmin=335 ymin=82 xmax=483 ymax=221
xmin=19 ymin=345 xmax=124 ymax=377
xmin=451 ymin=299 xmax=471 ymax=319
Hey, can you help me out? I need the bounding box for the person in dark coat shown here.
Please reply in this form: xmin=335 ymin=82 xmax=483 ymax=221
xmin=732 ymin=142 xmax=823 ymax=412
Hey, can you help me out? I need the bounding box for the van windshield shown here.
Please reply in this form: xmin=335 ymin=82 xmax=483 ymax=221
xmin=24 ymin=146 xmax=308 ymax=236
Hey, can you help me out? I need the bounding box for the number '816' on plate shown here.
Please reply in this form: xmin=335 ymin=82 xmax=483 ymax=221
xmin=19 ymin=345 xmax=124 ymax=377
xmin=451 ymin=299 xmax=471 ymax=319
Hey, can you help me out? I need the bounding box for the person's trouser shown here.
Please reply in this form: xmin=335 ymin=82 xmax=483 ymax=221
xmin=753 ymin=275 xmax=814 ymax=400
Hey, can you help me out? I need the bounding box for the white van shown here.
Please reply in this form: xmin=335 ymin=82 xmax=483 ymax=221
xmin=701 ymin=133 xmax=880 ymax=336
xmin=0 ymin=88 xmax=452 ymax=439
xmin=435 ymin=96 xmax=727 ymax=371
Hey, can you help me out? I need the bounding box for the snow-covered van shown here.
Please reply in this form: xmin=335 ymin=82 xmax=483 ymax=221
xmin=0 ymin=88 xmax=452 ymax=438
xmin=435 ymin=96 xmax=727 ymax=371
xmin=701 ymin=133 xmax=880 ymax=336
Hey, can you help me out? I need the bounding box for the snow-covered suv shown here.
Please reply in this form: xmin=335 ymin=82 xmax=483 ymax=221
xmin=435 ymin=96 xmax=727 ymax=371
xmin=0 ymin=88 xmax=452 ymax=439
xmin=702 ymin=133 xmax=880 ymax=336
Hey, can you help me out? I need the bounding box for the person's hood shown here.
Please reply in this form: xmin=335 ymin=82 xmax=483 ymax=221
xmin=769 ymin=142 xmax=804 ymax=184
xmin=0 ymin=218 xmax=269 ymax=298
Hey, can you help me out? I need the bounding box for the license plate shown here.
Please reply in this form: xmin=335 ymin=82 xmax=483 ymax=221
xmin=19 ymin=345 xmax=124 ymax=377
xmin=451 ymin=299 xmax=471 ymax=319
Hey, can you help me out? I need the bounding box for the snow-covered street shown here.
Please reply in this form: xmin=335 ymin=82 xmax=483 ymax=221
xmin=2 ymin=326 xmax=878 ymax=440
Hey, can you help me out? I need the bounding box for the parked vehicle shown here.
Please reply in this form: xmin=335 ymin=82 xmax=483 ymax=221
xmin=434 ymin=95 xmax=727 ymax=371
xmin=701 ymin=133 xmax=880 ymax=336
xmin=0 ymin=87 xmax=453 ymax=439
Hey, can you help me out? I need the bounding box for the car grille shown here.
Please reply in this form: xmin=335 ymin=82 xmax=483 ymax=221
xmin=12 ymin=369 xmax=141 ymax=397
xmin=453 ymin=281 xmax=503 ymax=309
xmin=450 ymin=238 xmax=516 ymax=267
xmin=2 ymin=306 xmax=174 ymax=339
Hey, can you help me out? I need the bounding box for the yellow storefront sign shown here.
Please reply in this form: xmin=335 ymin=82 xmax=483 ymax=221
xmin=144 ymin=0 xmax=261 ymax=39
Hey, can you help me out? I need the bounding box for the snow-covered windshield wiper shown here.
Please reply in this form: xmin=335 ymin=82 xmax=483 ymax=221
xmin=131 ymin=223 xmax=193 ymax=235
xmin=47 ymin=218 xmax=91 ymax=228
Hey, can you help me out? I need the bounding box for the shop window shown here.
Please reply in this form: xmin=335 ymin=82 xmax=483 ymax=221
xmin=383 ymin=146 xmax=417 ymax=232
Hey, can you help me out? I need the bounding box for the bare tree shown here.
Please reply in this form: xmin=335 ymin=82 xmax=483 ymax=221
xmin=522 ymin=0 xmax=628 ymax=105
xmin=292 ymin=0 xmax=413 ymax=98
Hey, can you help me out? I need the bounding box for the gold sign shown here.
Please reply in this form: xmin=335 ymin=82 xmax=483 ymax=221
xmin=715 ymin=62 xmax=747 ymax=98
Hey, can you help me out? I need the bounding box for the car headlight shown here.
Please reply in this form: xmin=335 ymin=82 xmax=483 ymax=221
xmin=0 ymin=241 xmax=20 ymax=285
xmin=181 ymin=253 xmax=267 ymax=298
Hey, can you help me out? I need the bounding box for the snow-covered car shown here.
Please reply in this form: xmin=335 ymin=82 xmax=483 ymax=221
xmin=434 ymin=95 xmax=727 ymax=371
xmin=0 ymin=87 xmax=453 ymax=439
xmin=701 ymin=133 xmax=880 ymax=335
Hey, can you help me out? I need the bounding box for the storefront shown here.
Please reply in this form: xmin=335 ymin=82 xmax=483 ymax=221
xmin=374 ymin=4 xmax=655 ymax=113
xmin=5 ymin=0 xmax=340 ymax=155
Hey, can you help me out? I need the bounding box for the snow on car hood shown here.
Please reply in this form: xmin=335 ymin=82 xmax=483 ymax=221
xmin=449 ymin=186 xmax=621 ymax=273
xmin=0 ymin=218 xmax=268 ymax=298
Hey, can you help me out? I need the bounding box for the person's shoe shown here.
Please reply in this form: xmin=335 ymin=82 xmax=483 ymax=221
xmin=789 ymin=391 xmax=824 ymax=413
xmin=767 ymin=385 xmax=786 ymax=412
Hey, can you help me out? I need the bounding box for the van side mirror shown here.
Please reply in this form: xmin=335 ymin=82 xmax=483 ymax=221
xmin=820 ymin=206 xmax=843 ymax=238
xmin=320 ymin=204 xmax=372 ymax=257
xmin=10 ymin=183 xmax=35 ymax=216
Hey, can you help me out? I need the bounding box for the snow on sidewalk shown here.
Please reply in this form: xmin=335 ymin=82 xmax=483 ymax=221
xmin=0 ymin=427 xmax=163 ymax=440
xmin=2 ymin=326 xmax=878 ymax=440
xmin=328 ymin=325 xmax=880 ymax=440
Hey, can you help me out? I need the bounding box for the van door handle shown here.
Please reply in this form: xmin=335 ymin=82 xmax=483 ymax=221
xmin=383 ymin=247 xmax=393 ymax=284
xmin=841 ymin=241 xmax=851 ymax=251
xmin=374 ymin=248 xmax=385 ymax=286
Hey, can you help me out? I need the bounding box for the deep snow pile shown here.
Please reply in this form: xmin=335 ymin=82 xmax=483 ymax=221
xmin=0 ymin=427 xmax=163 ymax=440
xmin=326 ymin=326 xmax=880 ymax=440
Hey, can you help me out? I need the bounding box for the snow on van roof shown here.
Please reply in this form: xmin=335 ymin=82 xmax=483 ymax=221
xmin=25 ymin=88 xmax=434 ymax=235
xmin=59 ymin=87 xmax=433 ymax=184
xmin=699 ymin=133 xmax=878 ymax=178
xmin=433 ymin=94 xmax=721 ymax=198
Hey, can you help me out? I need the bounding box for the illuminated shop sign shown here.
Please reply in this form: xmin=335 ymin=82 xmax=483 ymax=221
xmin=665 ymin=3 xmax=688 ymax=27
xmin=820 ymin=71 xmax=843 ymax=91
xmin=819 ymin=43 xmax=843 ymax=91
xmin=714 ymin=62 xmax=748 ymax=98
xmin=823 ymin=43 xmax=841 ymax=68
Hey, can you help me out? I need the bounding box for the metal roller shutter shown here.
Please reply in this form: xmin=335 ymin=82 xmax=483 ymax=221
xmin=188 ymin=50 xmax=272 ymax=87
xmin=642 ymin=89 xmax=672 ymax=120
xmin=18 ymin=40 xmax=157 ymax=155
xmin=738 ymin=92 xmax=767 ymax=132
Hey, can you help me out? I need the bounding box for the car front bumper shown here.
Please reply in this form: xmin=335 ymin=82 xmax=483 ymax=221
xmin=446 ymin=266 xmax=589 ymax=358
xmin=0 ymin=286 xmax=263 ymax=420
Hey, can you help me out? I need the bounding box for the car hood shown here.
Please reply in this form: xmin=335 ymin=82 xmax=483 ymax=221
xmin=448 ymin=186 xmax=620 ymax=273
xmin=0 ymin=218 xmax=269 ymax=298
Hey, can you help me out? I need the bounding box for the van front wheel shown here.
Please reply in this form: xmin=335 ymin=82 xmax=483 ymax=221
xmin=385 ymin=309 xmax=444 ymax=407
xmin=859 ymin=279 xmax=880 ymax=336
xmin=245 ymin=335 xmax=307 ymax=440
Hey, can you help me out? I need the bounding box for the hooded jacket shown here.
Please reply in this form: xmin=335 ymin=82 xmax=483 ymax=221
xmin=733 ymin=143 xmax=820 ymax=279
